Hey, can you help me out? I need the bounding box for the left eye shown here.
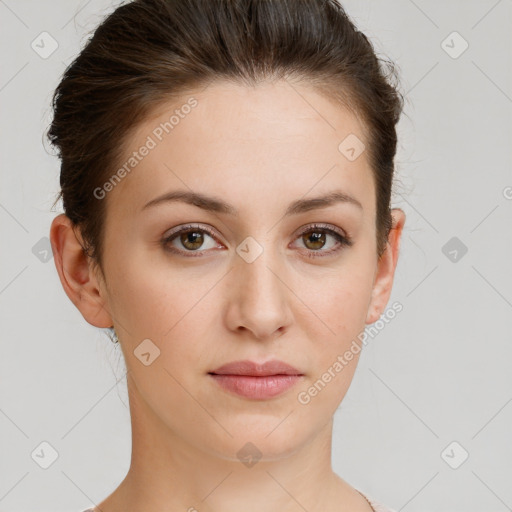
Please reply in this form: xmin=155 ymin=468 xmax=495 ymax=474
xmin=162 ymin=223 xmax=352 ymax=257
xmin=294 ymin=229 xmax=339 ymax=250
xmin=291 ymin=224 xmax=353 ymax=258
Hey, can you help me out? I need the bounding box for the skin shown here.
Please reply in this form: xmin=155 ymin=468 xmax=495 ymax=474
xmin=50 ymin=79 xmax=405 ymax=512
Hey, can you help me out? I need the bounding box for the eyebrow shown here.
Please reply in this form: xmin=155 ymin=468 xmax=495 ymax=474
xmin=142 ymin=189 xmax=363 ymax=216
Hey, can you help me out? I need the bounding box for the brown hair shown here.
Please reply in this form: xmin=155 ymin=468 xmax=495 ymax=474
xmin=47 ymin=0 xmax=404 ymax=276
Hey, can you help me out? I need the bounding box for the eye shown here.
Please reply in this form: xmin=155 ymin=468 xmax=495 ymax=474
xmin=291 ymin=223 xmax=353 ymax=259
xmin=162 ymin=224 xmax=223 ymax=256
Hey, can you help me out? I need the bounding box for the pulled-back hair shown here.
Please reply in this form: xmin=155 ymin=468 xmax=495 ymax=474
xmin=47 ymin=0 xmax=405 ymax=273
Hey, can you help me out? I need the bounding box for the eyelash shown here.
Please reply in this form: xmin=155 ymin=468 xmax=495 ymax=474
xmin=161 ymin=222 xmax=353 ymax=259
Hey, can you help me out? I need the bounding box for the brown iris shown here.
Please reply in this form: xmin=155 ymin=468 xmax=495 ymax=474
xmin=180 ymin=230 xmax=204 ymax=250
xmin=302 ymin=231 xmax=326 ymax=250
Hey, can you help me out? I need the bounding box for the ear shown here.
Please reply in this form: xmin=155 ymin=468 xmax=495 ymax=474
xmin=365 ymin=208 xmax=406 ymax=325
xmin=50 ymin=213 xmax=113 ymax=328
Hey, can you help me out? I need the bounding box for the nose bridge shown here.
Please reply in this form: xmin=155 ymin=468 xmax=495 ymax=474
xmin=239 ymin=239 xmax=280 ymax=294
xmin=227 ymin=233 xmax=293 ymax=338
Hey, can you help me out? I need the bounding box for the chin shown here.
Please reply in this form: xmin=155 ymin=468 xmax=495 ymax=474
xmin=197 ymin=420 xmax=312 ymax=463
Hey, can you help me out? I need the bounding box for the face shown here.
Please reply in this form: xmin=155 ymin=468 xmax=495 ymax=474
xmin=52 ymin=79 xmax=405 ymax=461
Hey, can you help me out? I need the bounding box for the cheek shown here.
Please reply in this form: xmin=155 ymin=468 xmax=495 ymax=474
xmin=329 ymin=282 xmax=373 ymax=341
xmin=305 ymin=259 xmax=375 ymax=342
xmin=107 ymin=266 xmax=172 ymax=338
xmin=296 ymin=273 xmax=374 ymax=412
xmin=298 ymin=255 xmax=375 ymax=408
xmin=106 ymin=255 xmax=219 ymax=368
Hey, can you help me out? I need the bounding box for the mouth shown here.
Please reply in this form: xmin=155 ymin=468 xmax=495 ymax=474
xmin=208 ymin=359 xmax=303 ymax=377
xmin=208 ymin=359 xmax=304 ymax=400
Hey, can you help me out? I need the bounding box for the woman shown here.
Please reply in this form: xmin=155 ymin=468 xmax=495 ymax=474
xmin=48 ymin=0 xmax=406 ymax=510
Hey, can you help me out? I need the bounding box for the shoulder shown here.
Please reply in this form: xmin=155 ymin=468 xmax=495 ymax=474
xmin=356 ymin=489 xmax=397 ymax=512
xmin=368 ymin=501 xmax=398 ymax=512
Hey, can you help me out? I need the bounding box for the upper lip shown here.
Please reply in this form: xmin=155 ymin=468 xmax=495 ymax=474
xmin=209 ymin=359 xmax=303 ymax=377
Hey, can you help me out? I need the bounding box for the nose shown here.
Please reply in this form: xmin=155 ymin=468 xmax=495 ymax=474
xmin=223 ymin=246 xmax=294 ymax=341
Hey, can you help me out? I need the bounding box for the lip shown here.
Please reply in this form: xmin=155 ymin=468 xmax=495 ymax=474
xmin=208 ymin=359 xmax=304 ymax=400
xmin=209 ymin=359 xmax=303 ymax=377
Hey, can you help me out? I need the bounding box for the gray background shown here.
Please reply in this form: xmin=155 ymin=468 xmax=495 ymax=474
xmin=1 ymin=0 xmax=511 ymax=511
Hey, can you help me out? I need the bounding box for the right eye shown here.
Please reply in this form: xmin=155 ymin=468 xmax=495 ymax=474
xmin=161 ymin=223 xmax=224 ymax=256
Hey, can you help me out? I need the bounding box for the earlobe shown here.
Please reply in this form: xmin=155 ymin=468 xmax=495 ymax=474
xmin=49 ymin=213 xmax=113 ymax=328
xmin=365 ymin=208 xmax=406 ymax=325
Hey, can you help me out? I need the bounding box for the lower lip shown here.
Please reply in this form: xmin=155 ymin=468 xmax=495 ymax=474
xmin=208 ymin=374 xmax=303 ymax=399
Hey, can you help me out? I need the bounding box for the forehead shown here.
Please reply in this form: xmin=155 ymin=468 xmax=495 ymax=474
xmin=107 ymin=79 xmax=375 ymax=222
